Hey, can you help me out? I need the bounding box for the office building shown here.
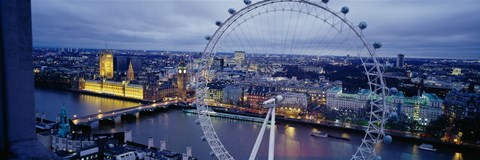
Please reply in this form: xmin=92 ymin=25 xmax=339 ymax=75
xmin=396 ymin=54 xmax=405 ymax=68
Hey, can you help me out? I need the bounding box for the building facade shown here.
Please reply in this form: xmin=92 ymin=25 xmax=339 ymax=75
xmin=326 ymin=87 xmax=443 ymax=125
xmin=444 ymin=88 xmax=480 ymax=120
xmin=82 ymin=80 xmax=144 ymax=100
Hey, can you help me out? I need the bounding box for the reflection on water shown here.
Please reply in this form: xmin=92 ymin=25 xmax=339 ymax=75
xmin=36 ymin=88 xmax=479 ymax=160
xmin=79 ymin=94 xmax=141 ymax=112
xmin=454 ymin=152 xmax=463 ymax=160
xmin=35 ymin=87 xmax=140 ymax=119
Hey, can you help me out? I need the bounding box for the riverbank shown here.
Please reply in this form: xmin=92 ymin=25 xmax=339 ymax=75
xmin=202 ymin=107 xmax=480 ymax=152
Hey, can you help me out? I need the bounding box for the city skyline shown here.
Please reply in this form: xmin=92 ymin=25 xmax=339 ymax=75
xmin=32 ymin=0 xmax=480 ymax=59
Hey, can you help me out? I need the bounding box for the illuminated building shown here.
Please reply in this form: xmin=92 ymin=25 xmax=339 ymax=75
xmin=277 ymin=92 xmax=308 ymax=115
xmin=246 ymin=86 xmax=276 ymax=109
xmin=207 ymin=83 xmax=225 ymax=102
xmin=234 ymin=51 xmax=245 ymax=68
xmin=326 ymin=87 xmax=443 ymax=125
xmin=82 ymin=80 xmax=144 ymax=100
xmin=177 ymin=60 xmax=187 ymax=100
xmin=326 ymin=87 xmax=370 ymax=113
xmin=99 ymin=49 xmax=114 ymax=79
xmin=127 ymin=60 xmax=134 ymax=81
xmin=452 ymin=68 xmax=462 ymax=75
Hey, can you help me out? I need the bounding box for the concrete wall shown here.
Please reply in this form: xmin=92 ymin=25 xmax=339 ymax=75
xmin=1 ymin=0 xmax=36 ymax=144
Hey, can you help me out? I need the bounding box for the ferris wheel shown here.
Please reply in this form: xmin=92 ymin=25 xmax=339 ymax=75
xmin=193 ymin=0 xmax=391 ymax=159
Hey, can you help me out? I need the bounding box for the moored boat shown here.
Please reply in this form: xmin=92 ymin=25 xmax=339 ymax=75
xmin=418 ymin=143 xmax=437 ymax=151
xmin=311 ymin=131 xmax=328 ymax=138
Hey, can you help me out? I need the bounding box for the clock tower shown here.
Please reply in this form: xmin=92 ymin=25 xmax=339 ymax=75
xmin=177 ymin=59 xmax=187 ymax=101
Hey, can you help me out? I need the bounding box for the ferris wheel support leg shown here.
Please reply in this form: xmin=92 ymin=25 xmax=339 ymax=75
xmin=268 ymin=107 xmax=276 ymax=160
xmin=249 ymin=107 xmax=272 ymax=160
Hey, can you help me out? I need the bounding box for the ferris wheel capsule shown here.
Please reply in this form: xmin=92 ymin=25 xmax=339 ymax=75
xmin=244 ymin=0 xmax=252 ymax=5
xmin=228 ymin=8 xmax=236 ymax=14
xmin=384 ymin=135 xmax=393 ymax=144
xmin=322 ymin=0 xmax=329 ymax=4
xmin=358 ymin=21 xmax=367 ymax=30
xmin=373 ymin=42 xmax=382 ymax=49
xmin=205 ymin=35 xmax=211 ymax=41
xmin=341 ymin=6 xmax=349 ymax=14
xmin=215 ymin=21 xmax=222 ymax=26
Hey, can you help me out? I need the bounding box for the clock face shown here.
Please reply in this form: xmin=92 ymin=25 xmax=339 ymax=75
xmin=178 ymin=70 xmax=181 ymax=73
xmin=183 ymin=70 xmax=186 ymax=74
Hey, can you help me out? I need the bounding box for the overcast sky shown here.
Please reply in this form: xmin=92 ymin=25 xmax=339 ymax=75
xmin=32 ymin=0 xmax=480 ymax=59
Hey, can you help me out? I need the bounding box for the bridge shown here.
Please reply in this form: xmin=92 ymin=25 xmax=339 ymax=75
xmin=72 ymin=100 xmax=189 ymax=125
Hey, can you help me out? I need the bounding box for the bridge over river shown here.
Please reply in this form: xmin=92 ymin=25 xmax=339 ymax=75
xmin=72 ymin=100 xmax=187 ymax=125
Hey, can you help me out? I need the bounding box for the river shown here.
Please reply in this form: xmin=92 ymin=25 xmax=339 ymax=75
xmin=35 ymin=87 xmax=476 ymax=160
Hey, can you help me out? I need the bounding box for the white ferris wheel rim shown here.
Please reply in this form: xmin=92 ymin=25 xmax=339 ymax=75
xmin=194 ymin=0 xmax=389 ymax=160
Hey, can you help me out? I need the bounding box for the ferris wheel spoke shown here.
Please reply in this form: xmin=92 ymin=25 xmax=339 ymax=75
xmin=292 ymin=9 xmax=312 ymax=55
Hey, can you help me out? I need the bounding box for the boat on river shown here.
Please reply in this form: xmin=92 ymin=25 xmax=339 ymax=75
xmin=418 ymin=143 xmax=437 ymax=151
xmin=311 ymin=131 xmax=328 ymax=138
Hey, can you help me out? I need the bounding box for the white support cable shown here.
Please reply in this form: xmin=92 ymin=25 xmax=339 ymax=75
xmin=268 ymin=106 xmax=276 ymax=160
xmin=249 ymin=107 xmax=273 ymax=160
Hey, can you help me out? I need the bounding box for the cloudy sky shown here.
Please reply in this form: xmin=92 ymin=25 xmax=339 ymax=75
xmin=32 ymin=0 xmax=480 ymax=59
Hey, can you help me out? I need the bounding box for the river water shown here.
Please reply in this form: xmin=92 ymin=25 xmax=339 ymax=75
xmin=35 ymin=87 xmax=476 ymax=160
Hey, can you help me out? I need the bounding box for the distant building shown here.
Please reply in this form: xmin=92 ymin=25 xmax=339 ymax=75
xmin=452 ymin=68 xmax=462 ymax=76
xmin=396 ymin=54 xmax=405 ymax=68
xmin=234 ymin=51 xmax=245 ymax=68
xmin=212 ymin=57 xmax=224 ymax=70
xmin=223 ymin=85 xmax=243 ymax=105
xmin=99 ymin=49 xmax=114 ymax=79
xmin=177 ymin=60 xmax=188 ymax=100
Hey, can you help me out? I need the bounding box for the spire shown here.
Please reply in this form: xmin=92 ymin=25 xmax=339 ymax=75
xmin=127 ymin=60 xmax=134 ymax=81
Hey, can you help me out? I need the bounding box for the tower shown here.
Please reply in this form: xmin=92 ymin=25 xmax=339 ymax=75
xmin=396 ymin=54 xmax=405 ymax=68
xmin=57 ymin=107 xmax=71 ymax=138
xmin=127 ymin=60 xmax=134 ymax=81
xmin=177 ymin=59 xmax=187 ymax=100
xmin=99 ymin=48 xmax=114 ymax=79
